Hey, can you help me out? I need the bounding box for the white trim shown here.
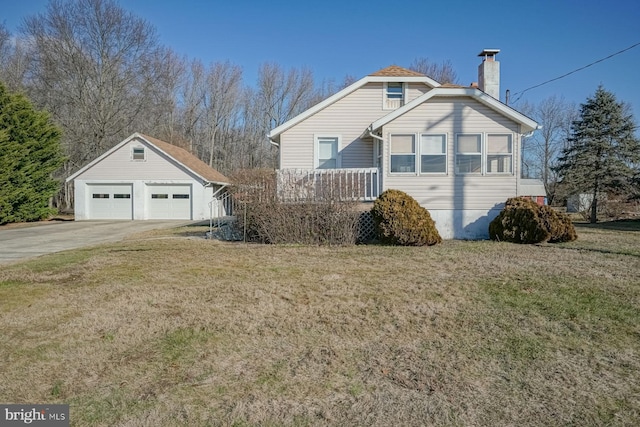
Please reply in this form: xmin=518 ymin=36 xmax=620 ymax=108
xmin=486 ymin=133 xmax=514 ymax=175
xmin=419 ymin=133 xmax=448 ymax=175
xmin=131 ymin=146 xmax=146 ymax=161
xmin=370 ymin=87 xmax=538 ymax=134
xmin=269 ymin=75 xmax=440 ymax=140
xmin=383 ymin=82 xmax=405 ymax=110
xmin=454 ymin=133 xmax=483 ymax=175
xmin=389 ymin=133 xmax=417 ymax=174
xmin=314 ymin=134 xmax=342 ymax=169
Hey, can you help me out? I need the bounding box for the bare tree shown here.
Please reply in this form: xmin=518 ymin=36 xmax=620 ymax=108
xmin=203 ymin=61 xmax=242 ymax=168
xmin=237 ymin=63 xmax=318 ymax=169
xmin=23 ymin=0 xmax=164 ymax=165
xmin=0 ymin=23 xmax=30 ymax=91
xmin=520 ymin=96 xmax=577 ymax=204
xmin=408 ymin=58 xmax=459 ymax=84
xmin=20 ymin=0 xmax=171 ymax=209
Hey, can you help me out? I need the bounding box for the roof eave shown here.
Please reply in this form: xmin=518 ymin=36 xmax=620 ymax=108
xmin=370 ymin=87 xmax=538 ymax=133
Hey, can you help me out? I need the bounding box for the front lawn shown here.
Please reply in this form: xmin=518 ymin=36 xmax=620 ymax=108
xmin=1 ymin=223 xmax=638 ymax=426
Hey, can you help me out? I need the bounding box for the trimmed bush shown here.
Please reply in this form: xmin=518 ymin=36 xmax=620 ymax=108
xmin=489 ymin=197 xmax=577 ymax=244
xmin=371 ymin=189 xmax=442 ymax=246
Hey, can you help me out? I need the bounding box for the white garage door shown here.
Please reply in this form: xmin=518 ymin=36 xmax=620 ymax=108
xmin=87 ymin=184 xmax=133 ymax=219
xmin=147 ymin=185 xmax=192 ymax=219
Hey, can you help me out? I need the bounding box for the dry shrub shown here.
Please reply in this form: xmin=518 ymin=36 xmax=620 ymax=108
xmin=371 ymin=189 xmax=442 ymax=246
xmin=489 ymin=197 xmax=577 ymax=244
xmin=228 ymin=169 xmax=361 ymax=245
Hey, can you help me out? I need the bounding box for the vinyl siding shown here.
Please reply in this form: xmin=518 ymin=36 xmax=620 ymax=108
xmin=75 ymin=139 xmax=194 ymax=181
xmin=382 ymin=97 xmax=522 ymax=210
xmin=280 ymin=82 xmax=433 ymax=169
xmin=406 ymin=82 xmax=431 ymax=102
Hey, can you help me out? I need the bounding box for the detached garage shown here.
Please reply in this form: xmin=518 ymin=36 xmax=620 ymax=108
xmin=67 ymin=133 xmax=230 ymax=220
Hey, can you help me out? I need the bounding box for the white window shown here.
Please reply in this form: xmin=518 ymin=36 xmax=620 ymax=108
xmin=390 ymin=134 xmax=415 ymax=173
xmin=132 ymin=146 xmax=145 ymax=161
xmin=384 ymin=82 xmax=404 ymax=109
xmin=455 ymin=134 xmax=482 ymax=174
xmin=316 ymin=136 xmax=340 ymax=169
xmin=486 ymin=134 xmax=513 ymax=173
xmin=420 ymin=134 xmax=447 ymax=173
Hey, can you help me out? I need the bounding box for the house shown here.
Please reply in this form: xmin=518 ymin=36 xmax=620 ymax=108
xmin=268 ymin=49 xmax=545 ymax=239
xmin=66 ymin=133 xmax=230 ymax=220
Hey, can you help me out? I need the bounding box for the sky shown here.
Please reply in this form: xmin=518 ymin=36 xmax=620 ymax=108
xmin=2 ymin=0 xmax=640 ymax=122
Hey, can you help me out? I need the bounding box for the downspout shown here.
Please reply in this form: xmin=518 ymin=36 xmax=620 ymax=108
xmin=368 ymin=129 xmax=384 ymax=198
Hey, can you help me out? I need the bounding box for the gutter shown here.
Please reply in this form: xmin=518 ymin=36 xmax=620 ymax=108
xmin=367 ymin=129 xmax=384 ymax=141
xmin=268 ymin=135 xmax=280 ymax=148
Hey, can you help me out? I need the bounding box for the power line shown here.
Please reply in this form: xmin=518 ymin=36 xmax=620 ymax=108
xmin=510 ymin=41 xmax=640 ymax=104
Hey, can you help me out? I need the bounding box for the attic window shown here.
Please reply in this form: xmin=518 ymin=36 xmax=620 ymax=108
xmin=132 ymin=147 xmax=145 ymax=161
xmin=385 ymin=82 xmax=404 ymax=109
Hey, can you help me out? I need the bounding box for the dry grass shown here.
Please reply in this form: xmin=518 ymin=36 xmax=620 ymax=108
xmin=1 ymin=222 xmax=639 ymax=426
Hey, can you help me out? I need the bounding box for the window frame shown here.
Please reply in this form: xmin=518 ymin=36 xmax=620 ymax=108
xmin=383 ymin=82 xmax=405 ymax=110
xmin=314 ymin=135 xmax=341 ymax=169
xmin=419 ymin=134 xmax=448 ymax=174
xmin=131 ymin=146 xmax=146 ymax=161
xmin=486 ymin=134 xmax=513 ymax=174
xmin=389 ymin=134 xmax=416 ymax=174
xmin=455 ymin=133 xmax=483 ymax=175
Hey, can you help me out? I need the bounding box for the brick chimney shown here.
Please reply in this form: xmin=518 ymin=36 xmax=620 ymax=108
xmin=478 ymin=49 xmax=500 ymax=100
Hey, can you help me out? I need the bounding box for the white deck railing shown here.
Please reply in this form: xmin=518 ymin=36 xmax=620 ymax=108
xmin=276 ymin=168 xmax=380 ymax=202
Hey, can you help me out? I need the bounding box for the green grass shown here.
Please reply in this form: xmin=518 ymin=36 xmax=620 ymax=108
xmin=0 ymin=224 xmax=639 ymax=426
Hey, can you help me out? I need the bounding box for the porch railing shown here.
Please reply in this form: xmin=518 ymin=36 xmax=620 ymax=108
xmin=276 ymin=168 xmax=380 ymax=202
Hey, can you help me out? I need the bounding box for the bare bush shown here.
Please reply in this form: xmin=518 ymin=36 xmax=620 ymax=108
xmin=228 ymin=169 xmax=362 ymax=245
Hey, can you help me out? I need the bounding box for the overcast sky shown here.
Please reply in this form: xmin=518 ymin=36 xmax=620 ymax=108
xmin=3 ymin=0 xmax=640 ymax=122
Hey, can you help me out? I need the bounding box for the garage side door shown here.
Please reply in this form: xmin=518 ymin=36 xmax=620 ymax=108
xmin=87 ymin=184 xmax=133 ymax=219
xmin=147 ymin=184 xmax=192 ymax=219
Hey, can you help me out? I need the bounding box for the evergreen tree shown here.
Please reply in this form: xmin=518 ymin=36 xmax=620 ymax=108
xmin=0 ymin=81 xmax=65 ymax=224
xmin=556 ymin=86 xmax=640 ymax=223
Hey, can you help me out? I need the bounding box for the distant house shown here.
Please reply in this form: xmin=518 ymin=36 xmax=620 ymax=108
xmin=66 ymin=133 xmax=230 ymax=220
xmin=268 ymin=49 xmax=545 ymax=239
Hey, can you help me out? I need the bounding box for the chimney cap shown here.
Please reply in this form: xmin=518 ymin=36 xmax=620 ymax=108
xmin=478 ymin=49 xmax=500 ymax=57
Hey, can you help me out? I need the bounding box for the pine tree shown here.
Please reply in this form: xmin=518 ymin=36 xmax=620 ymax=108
xmin=556 ymin=86 xmax=640 ymax=223
xmin=0 ymin=81 xmax=65 ymax=224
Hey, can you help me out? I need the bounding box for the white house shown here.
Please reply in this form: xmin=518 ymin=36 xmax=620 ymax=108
xmin=66 ymin=133 xmax=230 ymax=220
xmin=268 ymin=50 xmax=545 ymax=239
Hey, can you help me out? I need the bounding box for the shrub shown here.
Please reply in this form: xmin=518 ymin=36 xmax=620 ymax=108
xmin=371 ymin=189 xmax=442 ymax=246
xmin=228 ymin=169 xmax=361 ymax=245
xmin=489 ymin=197 xmax=577 ymax=244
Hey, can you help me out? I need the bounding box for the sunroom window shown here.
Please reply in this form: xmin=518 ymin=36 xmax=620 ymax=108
xmin=455 ymin=134 xmax=482 ymax=174
xmin=390 ymin=134 xmax=415 ymax=173
xmin=420 ymin=134 xmax=447 ymax=173
xmin=486 ymin=134 xmax=513 ymax=173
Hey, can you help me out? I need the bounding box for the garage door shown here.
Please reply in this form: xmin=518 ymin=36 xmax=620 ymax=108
xmin=147 ymin=185 xmax=192 ymax=219
xmin=87 ymin=184 xmax=133 ymax=219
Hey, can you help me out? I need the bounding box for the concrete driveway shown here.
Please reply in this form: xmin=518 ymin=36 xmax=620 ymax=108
xmin=0 ymin=220 xmax=200 ymax=265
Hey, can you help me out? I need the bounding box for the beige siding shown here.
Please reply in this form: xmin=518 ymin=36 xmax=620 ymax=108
xmin=406 ymin=82 xmax=431 ymax=102
xmin=383 ymin=97 xmax=522 ymax=210
xmin=75 ymin=139 xmax=194 ymax=180
xmin=280 ymin=82 xmax=432 ymax=169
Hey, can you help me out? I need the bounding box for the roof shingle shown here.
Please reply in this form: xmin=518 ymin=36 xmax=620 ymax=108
xmin=369 ymin=65 xmax=426 ymax=77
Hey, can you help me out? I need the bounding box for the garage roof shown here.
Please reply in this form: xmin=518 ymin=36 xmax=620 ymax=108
xmin=66 ymin=133 xmax=230 ymax=185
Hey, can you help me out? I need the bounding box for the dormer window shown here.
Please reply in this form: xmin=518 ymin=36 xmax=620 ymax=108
xmin=385 ymin=82 xmax=404 ymax=109
xmin=132 ymin=147 xmax=145 ymax=161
